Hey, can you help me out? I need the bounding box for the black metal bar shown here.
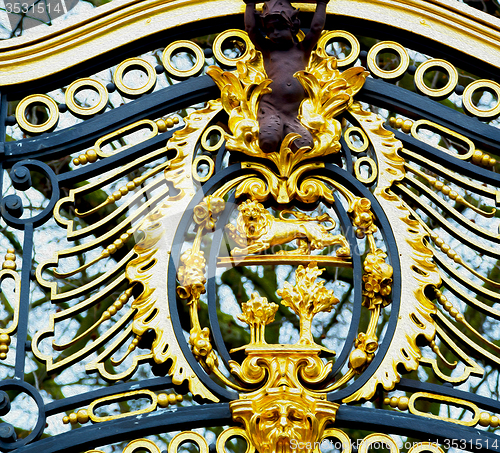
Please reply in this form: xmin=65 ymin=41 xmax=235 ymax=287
xmin=14 ymin=222 xmax=33 ymax=379
xmin=396 ymin=379 xmax=500 ymax=415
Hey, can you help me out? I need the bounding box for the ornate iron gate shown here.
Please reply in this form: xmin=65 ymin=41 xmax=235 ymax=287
xmin=0 ymin=1 xmax=500 ymax=452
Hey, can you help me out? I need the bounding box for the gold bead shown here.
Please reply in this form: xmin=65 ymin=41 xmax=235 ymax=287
xmin=449 ymin=190 xmax=458 ymax=200
xmin=173 ymin=117 xmax=179 ymax=124
xmin=491 ymin=415 xmax=499 ymax=428
xmin=389 ymin=396 xmax=399 ymax=408
xmin=63 ymin=416 xmax=70 ymax=424
xmin=434 ymin=238 xmax=444 ymax=247
xmin=120 ymin=187 xmax=128 ymax=196
xmin=168 ymin=394 xmax=178 ymax=405
xmin=395 ymin=118 xmax=403 ymax=128
xmin=101 ymin=249 xmax=110 ymax=258
xmin=157 ymin=393 xmax=169 ymax=407
xmin=73 ymin=158 xmax=80 ymax=166
xmin=86 ymin=149 xmax=98 ymax=162
xmin=401 ymin=120 xmax=413 ymax=133
xmin=126 ymin=182 xmax=136 ymax=191
xmin=102 ymin=311 xmax=110 ymax=320
xmin=79 ymin=155 xmax=88 ymax=165
xmin=444 ymin=301 xmax=453 ymax=310
xmin=481 ymin=155 xmax=491 ymax=166
xmin=489 ymin=158 xmax=496 ymax=166
xmin=442 ymin=186 xmax=451 ymax=195
xmin=0 ymin=334 xmax=10 ymax=345
xmin=0 ymin=353 xmax=6 ymax=360
xmin=107 ymin=244 xmax=117 ymax=254
xmin=389 ymin=117 xmax=396 ymax=127
xmin=434 ymin=181 xmax=444 ymax=190
xmin=77 ymin=409 xmax=89 ymax=424
xmin=176 ymin=394 xmax=183 ymax=402
xmin=69 ymin=413 xmax=78 ymax=424
xmin=156 ymin=119 xmax=167 ymax=132
xmin=479 ymin=412 xmax=491 ymax=427
xmin=472 ymin=150 xmax=483 ymax=164
xmin=112 ymin=191 xmax=122 ymax=201
xmin=442 ymin=244 xmax=450 ymax=253
xmin=0 ymin=345 xmax=9 ymax=353
xmin=455 ymin=313 xmax=464 ymax=322
xmin=398 ymin=396 xmax=409 ymax=411
xmin=108 ymin=306 xmax=117 ymax=316
xmin=166 ymin=118 xmax=174 ymax=128
xmin=113 ymin=239 xmax=123 ymax=249
xmin=449 ymin=307 xmax=459 ymax=317
xmin=120 ymin=234 xmax=129 ymax=242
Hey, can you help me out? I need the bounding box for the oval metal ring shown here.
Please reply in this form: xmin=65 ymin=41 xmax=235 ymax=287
xmin=162 ymin=40 xmax=205 ymax=78
xmin=354 ymin=156 xmax=378 ymax=184
xmin=344 ymin=126 xmax=369 ymax=153
xmin=114 ymin=58 xmax=157 ymax=96
xmin=217 ymin=427 xmax=255 ymax=453
xmin=317 ymin=30 xmax=360 ymax=67
xmin=212 ymin=29 xmax=252 ymax=66
xmin=192 ymin=155 xmax=215 ymax=182
xmin=65 ymin=78 xmax=109 ymax=116
xmin=414 ymin=59 xmax=458 ymax=98
xmin=408 ymin=443 xmax=445 ymax=453
xmin=201 ymin=125 xmax=226 ymax=152
xmin=462 ymin=79 xmax=500 ymax=119
xmin=359 ymin=433 xmax=398 ymax=453
xmin=16 ymin=94 xmax=59 ymax=134
xmin=123 ymin=439 xmax=161 ymax=453
xmin=367 ymin=41 xmax=409 ymax=80
xmin=168 ymin=432 xmax=209 ymax=453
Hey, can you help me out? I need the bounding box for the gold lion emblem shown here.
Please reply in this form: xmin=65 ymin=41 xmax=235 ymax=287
xmin=226 ymin=200 xmax=350 ymax=256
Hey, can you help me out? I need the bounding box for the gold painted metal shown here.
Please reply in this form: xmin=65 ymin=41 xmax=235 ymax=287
xmin=408 ymin=443 xmax=445 ymax=453
xmin=208 ymin=36 xmax=367 ymax=203
xmin=408 ymin=392 xmax=481 ymax=427
xmin=212 ymin=29 xmax=252 ymax=66
xmin=0 ymin=249 xmax=20 ymax=360
xmin=414 ymin=59 xmax=458 ymax=98
xmin=65 ymin=78 xmax=108 ymax=116
xmin=410 ymin=119 xmax=475 ymax=160
xmin=405 ymin=164 xmax=495 ymax=217
xmin=201 ymin=125 xmax=226 ymax=152
xmin=344 ymin=126 xmax=369 ymax=153
xmin=34 ymin=101 xmax=223 ymax=400
xmin=317 ymin=30 xmax=360 ymax=67
xmin=217 ymin=427 xmax=255 ymax=453
xmin=227 ymin=264 xmax=342 ymax=452
xmin=94 ymin=119 xmax=159 ymax=158
xmin=162 ymin=40 xmax=205 ymax=78
xmin=367 ymin=41 xmax=409 ymax=80
xmin=354 ymin=156 xmax=378 ymax=184
xmin=113 ymin=58 xmax=156 ymax=96
xmin=462 ymin=79 xmax=500 ymax=118
xmin=226 ymin=199 xmax=350 ymax=257
xmin=168 ymin=432 xmax=209 ymax=453
xmin=359 ymin=434 xmax=398 ymax=453
xmin=192 ymin=155 xmax=215 ymax=182
xmin=2 ymin=0 xmax=500 ymax=86
xmin=218 ymin=255 xmax=352 ymax=268
xmin=124 ymin=439 xmax=162 ymax=453
xmin=344 ymin=102 xmax=441 ymax=403
xmin=87 ymin=390 xmax=157 ymax=422
xmin=15 ymin=94 xmax=59 ymax=133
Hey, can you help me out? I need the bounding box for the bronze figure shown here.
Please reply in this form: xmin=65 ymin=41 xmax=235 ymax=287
xmin=244 ymin=0 xmax=329 ymax=152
